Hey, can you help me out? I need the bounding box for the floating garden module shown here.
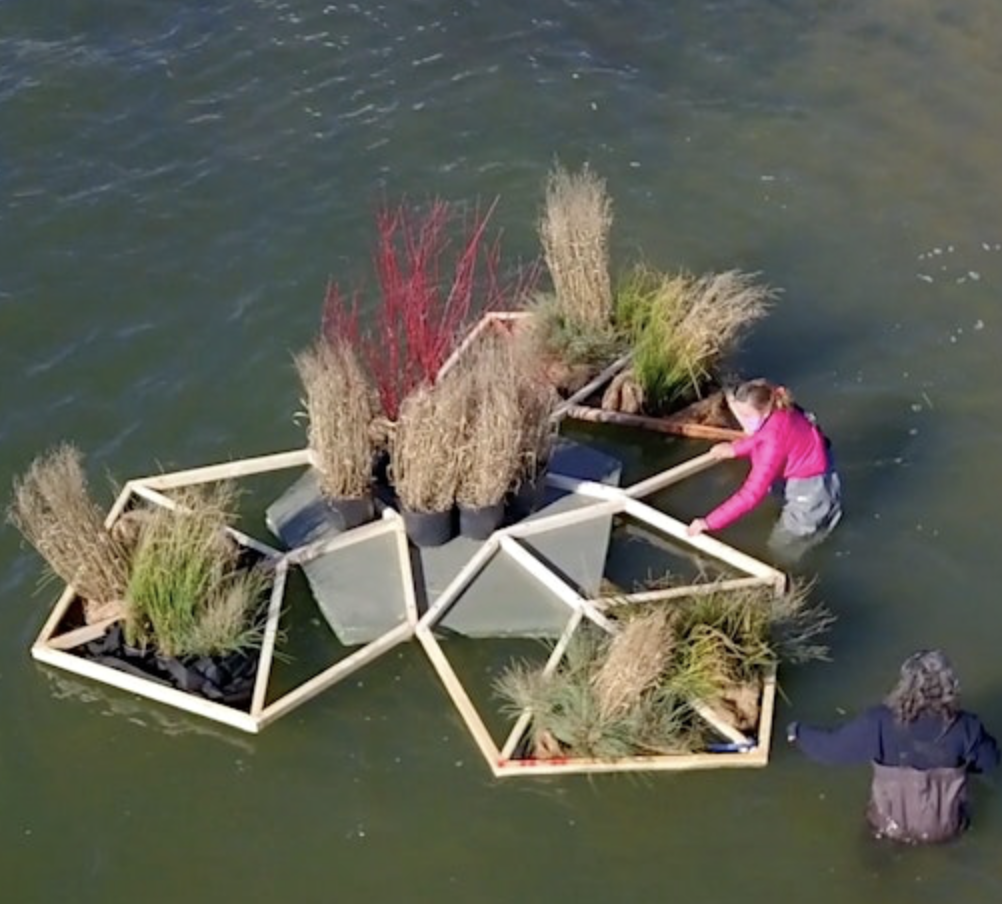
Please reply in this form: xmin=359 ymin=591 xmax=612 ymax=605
xmin=16 ymin=163 xmax=831 ymax=774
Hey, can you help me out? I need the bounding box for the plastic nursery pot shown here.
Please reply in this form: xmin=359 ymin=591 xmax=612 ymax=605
xmin=505 ymin=470 xmax=548 ymax=524
xmin=327 ymin=492 xmax=375 ymax=532
xmin=457 ymin=501 xmax=504 ymax=540
xmin=401 ymin=506 xmax=456 ymax=548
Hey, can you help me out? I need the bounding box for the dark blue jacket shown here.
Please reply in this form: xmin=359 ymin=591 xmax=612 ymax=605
xmin=795 ymin=705 xmax=999 ymax=772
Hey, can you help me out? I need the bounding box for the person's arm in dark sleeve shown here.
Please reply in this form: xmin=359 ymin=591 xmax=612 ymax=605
xmin=790 ymin=706 xmax=883 ymax=765
xmin=964 ymin=717 xmax=1000 ymax=774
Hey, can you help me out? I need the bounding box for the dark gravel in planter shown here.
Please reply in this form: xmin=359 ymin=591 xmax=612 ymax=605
xmin=79 ymin=623 xmax=258 ymax=709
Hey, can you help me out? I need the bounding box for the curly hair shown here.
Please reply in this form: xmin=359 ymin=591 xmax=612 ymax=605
xmin=885 ymin=649 xmax=960 ymax=724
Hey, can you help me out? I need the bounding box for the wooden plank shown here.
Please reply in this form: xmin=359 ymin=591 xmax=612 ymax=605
xmin=624 ymin=451 xmax=718 ymax=499
xmin=46 ymin=615 xmax=121 ymax=651
xmin=551 ymin=353 xmax=632 ymax=420
xmin=285 ymin=516 xmax=398 ymax=566
xmin=498 ymin=610 xmax=583 ymax=761
xmin=256 ymin=621 xmax=413 ymax=728
xmin=494 ymin=747 xmax=766 ymax=777
xmin=436 ymin=314 xmax=496 ymax=379
xmin=623 ymin=498 xmax=784 ymax=581
xmin=249 ymin=560 xmax=289 ymax=717
xmin=498 ymin=536 xmax=615 ymax=633
xmin=138 ymin=449 xmax=311 ymax=491
xmin=417 ymin=537 xmax=499 ymax=630
xmin=756 ymin=666 xmax=778 ymax=761
xmin=563 ymin=404 xmax=743 ymax=441
xmin=691 ymin=699 xmax=752 ymax=747
xmin=543 ymin=473 xmax=623 ymax=501
xmin=389 ymin=516 xmax=420 ymax=627
xmin=416 ymin=626 xmax=503 ymax=775
xmin=221 ymin=527 xmax=283 ymax=560
xmin=30 ymin=645 xmax=260 ymax=733
xmin=501 ymin=497 xmax=623 ymax=539
xmin=33 ymin=583 xmax=80 ymax=647
xmin=103 ymin=482 xmax=138 ymax=529
xmin=595 ymin=576 xmax=773 ymax=609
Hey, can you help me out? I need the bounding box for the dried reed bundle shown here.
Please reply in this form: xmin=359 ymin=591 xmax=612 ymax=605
xmin=7 ymin=444 xmax=130 ymax=611
xmin=509 ymin=333 xmax=560 ymax=482
xmin=539 ymin=162 xmax=614 ymax=330
xmin=295 ymin=339 xmax=376 ymax=499
xmin=592 ymin=609 xmax=674 ymax=719
xmin=455 ymin=338 xmax=524 ymax=509
xmin=392 ymin=375 xmax=468 ymax=513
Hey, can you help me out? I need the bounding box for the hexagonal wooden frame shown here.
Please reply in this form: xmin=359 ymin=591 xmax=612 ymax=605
xmin=416 ymin=451 xmax=788 ymax=777
xmin=30 ymin=449 xmax=418 ymax=734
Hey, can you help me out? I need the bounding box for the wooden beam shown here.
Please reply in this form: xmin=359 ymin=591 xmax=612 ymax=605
xmin=501 ymin=497 xmax=623 ymax=539
xmin=416 ymin=626 xmax=503 ymax=775
xmin=256 ymin=621 xmax=413 ymax=729
xmin=104 ymin=482 xmax=138 ymax=529
xmin=543 ymin=473 xmax=623 ymax=501
xmin=494 ymin=747 xmax=767 ymax=777
xmin=562 ymin=404 xmax=743 ymax=441
xmin=498 ymin=536 xmax=615 ymax=633
xmin=594 ymin=576 xmax=773 ymax=609
xmin=436 ymin=314 xmax=497 ymax=380
xmin=30 ymin=645 xmax=260 ymax=733
xmin=249 ymin=560 xmax=289 ymax=717
xmin=623 ymin=498 xmax=784 ymax=581
xmin=137 ymin=449 xmax=311 ymax=491
xmin=551 ymin=353 xmax=632 ymax=420
xmin=756 ymin=666 xmax=778 ymax=760
xmin=498 ymin=610 xmax=583 ymax=761
xmin=33 ymin=583 xmax=80 ymax=647
xmin=388 ymin=515 xmax=420 ymax=627
xmin=46 ymin=615 xmax=121 ymax=651
xmin=417 ymin=537 xmax=500 ymax=630
xmin=691 ymin=699 xmax=752 ymax=747
xmin=285 ymin=516 xmax=398 ymax=566
xmin=624 ymin=451 xmax=719 ymax=499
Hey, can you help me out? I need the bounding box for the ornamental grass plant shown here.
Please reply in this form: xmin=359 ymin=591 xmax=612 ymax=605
xmin=124 ymin=483 xmax=271 ymax=658
xmin=295 ymin=338 xmax=376 ymax=500
xmin=613 ymin=265 xmax=776 ymax=412
xmin=7 ymin=444 xmax=130 ymax=620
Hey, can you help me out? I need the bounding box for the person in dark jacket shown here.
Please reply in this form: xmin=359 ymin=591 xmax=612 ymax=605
xmin=787 ymin=649 xmax=999 ymax=843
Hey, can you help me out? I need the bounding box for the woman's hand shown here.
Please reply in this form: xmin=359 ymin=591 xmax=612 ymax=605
xmin=687 ymin=518 xmax=708 ymax=536
xmin=709 ymin=442 xmax=735 ymax=460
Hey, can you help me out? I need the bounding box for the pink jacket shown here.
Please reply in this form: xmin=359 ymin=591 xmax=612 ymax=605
xmin=704 ymin=407 xmax=830 ymax=531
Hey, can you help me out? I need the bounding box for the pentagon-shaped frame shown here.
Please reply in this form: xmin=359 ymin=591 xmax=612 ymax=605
xmin=417 ymin=451 xmax=787 ymax=777
xmin=30 ymin=449 xmax=417 ymax=733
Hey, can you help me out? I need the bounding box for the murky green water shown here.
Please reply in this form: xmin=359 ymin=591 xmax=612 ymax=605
xmin=3 ymin=2 xmax=1002 ymax=901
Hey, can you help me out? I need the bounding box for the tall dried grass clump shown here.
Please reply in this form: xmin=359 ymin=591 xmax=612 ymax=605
xmin=7 ymin=444 xmax=130 ymax=615
xmin=454 ymin=338 xmax=525 ymax=509
xmin=392 ymin=375 xmax=468 ymax=514
xmin=539 ymin=162 xmax=614 ymax=330
xmin=592 ymin=608 xmax=674 ymax=719
xmin=295 ymin=338 xmax=376 ymax=500
xmin=614 ymin=266 xmax=776 ymax=411
xmin=507 ymin=329 xmax=560 ymax=483
xmin=125 ymin=483 xmax=271 ymax=658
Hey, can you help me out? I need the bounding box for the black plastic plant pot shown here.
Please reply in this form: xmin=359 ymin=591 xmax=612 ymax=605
xmin=328 ymin=492 xmax=375 ymax=532
xmin=458 ymin=502 xmax=504 ymax=540
xmin=505 ymin=470 xmax=548 ymax=524
xmin=401 ymin=506 xmax=456 ymax=548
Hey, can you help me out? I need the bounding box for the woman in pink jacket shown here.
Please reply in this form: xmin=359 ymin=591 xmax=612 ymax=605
xmin=687 ymin=379 xmax=841 ymax=545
